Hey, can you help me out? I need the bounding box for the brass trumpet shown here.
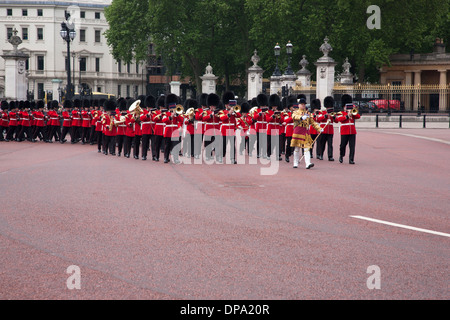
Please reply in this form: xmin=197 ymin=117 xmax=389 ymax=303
xmin=351 ymin=107 xmax=359 ymax=116
xmin=233 ymin=105 xmax=241 ymax=113
xmin=175 ymin=104 xmax=184 ymax=116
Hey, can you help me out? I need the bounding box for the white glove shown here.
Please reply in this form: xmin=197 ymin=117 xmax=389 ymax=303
xmin=321 ymin=128 xmax=325 ymax=133
xmin=301 ymin=114 xmax=309 ymax=120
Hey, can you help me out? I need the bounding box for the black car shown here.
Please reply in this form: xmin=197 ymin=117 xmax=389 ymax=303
xmin=355 ymin=101 xmax=378 ymax=114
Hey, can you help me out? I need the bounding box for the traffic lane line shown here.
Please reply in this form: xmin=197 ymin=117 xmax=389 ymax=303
xmin=350 ymin=215 xmax=450 ymax=238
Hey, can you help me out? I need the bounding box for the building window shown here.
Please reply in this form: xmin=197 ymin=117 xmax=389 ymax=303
xmin=80 ymin=11 xmax=85 ymax=19
xmin=37 ymin=28 xmax=43 ymax=40
xmin=22 ymin=28 xmax=28 ymax=40
xmin=37 ymin=83 xmax=44 ymax=99
xmin=79 ymin=29 xmax=86 ymax=42
xmin=136 ymin=63 xmax=139 ymax=74
xmin=22 ymin=9 xmax=28 ymax=16
xmin=25 ymin=58 xmax=29 ymax=70
xmin=37 ymin=55 xmax=44 ymax=71
xmin=37 ymin=9 xmax=43 ymax=16
xmin=97 ymin=87 xmax=101 ymax=93
xmin=95 ymin=58 xmax=100 ymax=72
xmin=117 ymin=59 xmax=121 ymax=73
xmin=95 ymin=12 xmax=100 ymax=19
xmin=127 ymin=63 xmax=130 ymax=73
xmin=7 ymin=9 xmax=12 ymax=16
xmin=94 ymin=30 xmax=101 ymax=43
xmin=118 ymin=85 xmax=121 ymax=96
xmin=79 ymin=57 xmax=86 ymax=72
xmin=7 ymin=27 xmax=13 ymax=40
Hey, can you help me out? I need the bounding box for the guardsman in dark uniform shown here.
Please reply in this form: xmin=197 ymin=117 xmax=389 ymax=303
xmin=336 ymin=94 xmax=360 ymax=164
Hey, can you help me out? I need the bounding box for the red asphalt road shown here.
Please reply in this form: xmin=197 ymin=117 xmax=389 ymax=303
xmin=0 ymin=129 xmax=449 ymax=300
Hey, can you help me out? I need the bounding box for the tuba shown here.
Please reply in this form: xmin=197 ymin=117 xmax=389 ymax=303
xmin=185 ymin=108 xmax=195 ymax=120
xmin=129 ymin=100 xmax=143 ymax=118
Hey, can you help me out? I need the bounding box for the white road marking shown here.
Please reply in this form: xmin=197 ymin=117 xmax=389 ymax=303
xmin=350 ymin=215 xmax=450 ymax=238
xmin=379 ymin=131 xmax=450 ymax=145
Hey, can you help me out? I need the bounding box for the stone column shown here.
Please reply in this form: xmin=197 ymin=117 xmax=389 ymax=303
xmin=247 ymin=50 xmax=264 ymax=100
xmin=1 ymin=29 xmax=29 ymax=101
xmin=314 ymin=37 xmax=337 ymax=103
xmin=438 ymin=69 xmax=448 ymax=112
xmin=200 ymin=63 xmax=218 ymax=94
xmin=51 ymin=79 xmax=63 ymax=102
xmin=296 ymin=55 xmax=311 ymax=88
xmin=170 ymin=80 xmax=181 ymax=96
xmin=270 ymin=75 xmax=283 ymax=95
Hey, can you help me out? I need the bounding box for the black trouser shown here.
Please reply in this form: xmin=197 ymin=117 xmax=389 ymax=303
xmin=142 ymin=134 xmax=151 ymax=158
xmin=0 ymin=126 xmax=5 ymax=140
xmin=285 ymin=136 xmax=293 ymax=158
xmin=152 ymin=135 xmax=163 ymax=160
xmin=6 ymin=126 xmax=17 ymax=140
xmin=194 ymin=134 xmax=203 ymax=157
xmin=133 ymin=135 xmax=141 ymax=158
xmin=103 ymin=135 xmax=115 ymax=155
xmin=239 ymin=136 xmax=248 ymax=155
xmin=267 ymin=134 xmax=280 ymax=158
xmin=81 ymin=126 xmax=90 ymax=143
xmin=49 ymin=125 xmax=61 ymax=142
xmin=71 ymin=126 xmax=81 ymax=142
xmin=97 ymin=132 xmax=103 ymax=151
xmin=248 ymin=134 xmax=256 ymax=156
xmin=280 ymin=133 xmax=286 ymax=154
xmin=340 ymin=134 xmax=356 ymax=161
xmin=116 ymin=134 xmax=125 ymax=155
xmin=164 ymin=137 xmax=180 ymax=161
xmin=18 ymin=126 xmax=32 ymax=141
xmin=61 ymin=126 xmax=71 ymax=141
xmin=204 ymin=135 xmax=222 ymax=160
xmin=124 ymin=136 xmax=133 ymax=156
xmin=222 ymin=135 xmax=236 ymax=161
xmin=89 ymin=125 xmax=96 ymax=144
xmin=318 ymin=134 xmax=334 ymax=159
xmin=257 ymin=132 xmax=267 ymax=157
xmin=33 ymin=126 xmax=47 ymax=141
xmin=183 ymin=134 xmax=195 ymax=157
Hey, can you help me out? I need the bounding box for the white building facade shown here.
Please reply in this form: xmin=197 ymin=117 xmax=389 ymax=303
xmin=0 ymin=0 xmax=145 ymax=101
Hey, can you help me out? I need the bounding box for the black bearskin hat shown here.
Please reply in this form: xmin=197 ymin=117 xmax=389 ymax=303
xmin=104 ymin=99 xmax=116 ymax=112
xmin=324 ymin=96 xmax=334 ymax=110
xmin=311 ymin=99 xmax=321 ymax=110
xmin=36 ymin=100 xmax=45 ymax=109
xmin=157 ymin=95 xmax=165 ymax=109
xmin=165 ymin=93 xmax=178 ymax=109
xmin=198 ymin=93 xmax=208 ymax=107
xmin=222 ymin=91 xmax=235 ymax=105
xmin=257 ymin=94 xmax=268 ymax=107
xmin=145 ymin=95 xmax=156 ymax=109
xmin=51 ymin=100 xmax=59 ymax=110
xmin=73 ymin=99 xmax=81 ymax=109
xmin=341 ymin=94 xmax=352 ymax=107
xmin=63 ymin=99 xmax=73 ymax=109
xmin=207 ymin=93 xmax=220 ymax=107
xmin=269 ymin=94 xmax=281 ymax=108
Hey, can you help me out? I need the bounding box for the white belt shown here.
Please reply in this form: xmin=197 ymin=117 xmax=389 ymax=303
xmin=50 ymin=118 xmax=59 ymax=120
xmin=286 ymin=123 xmax=294 ymax=126
xmin=141 ymin=122 xmax=151 ymax=125
xmin=222 ymin=123 xmax=234 ymax=126
xmin=35 ymin=118 xmax=44 ymax=121
xmin=206 ymin=122 xmax=219 ymax=125
xmin=341 ymin=123 xmax=355 ymax=126
xmin=166 ymin=124 xmax=178 ymax=128
xmin=256 ymin=121 xmax=267 ymax=124
xmin=64 ymin=119 xmax=72 ymax=121
xmin=156 ymin=123 xmax=165 ymax=126
xmin=118 ymin=124 xmax=126 ymax=127
xmin=73 ymin=118 xmax=80 ymax=120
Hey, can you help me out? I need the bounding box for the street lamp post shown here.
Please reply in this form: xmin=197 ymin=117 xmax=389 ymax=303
xmin=60 ymin=17 xmax=76 ymax=100
xmin=272 ymin=43 xmax=281 ymax=77
xmin=285 ymin=41 xmax=294 ymax=75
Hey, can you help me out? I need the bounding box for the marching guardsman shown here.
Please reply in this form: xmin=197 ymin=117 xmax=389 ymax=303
xmin=47 ymin=100 xmax=61 ymax=143
xmin=81 ymin=99 xmax=91 ymax=144
xmin=220 ymin=91 xmax=240 ymax=164
xmin=30 ymin=101 xmax=37 ymax=140
xmin=60 ymin=99 xmax=73 ymax=143
xmin=193 ymin=93 xmax=208 ymax=159
xmin=123 ymin=98 xmax=137 ymax=158
xmin=5 ymin=101 xmax=18 ymax=141
xmin=336 ymin=94 xmax=360 ymax=164
xmin=89 ymin=100 xmax=98 ymax=145
xmin=162 ymin=94 xmax=183 ymax=164
xmin=282 ymin=95 xmax=297 ymax=163
xmin=94 ymin=102 xmax=104 ymax=153
xmin=0 ymin=101 xmax=9 ymax=141
xmin=237 ymin=102 xmax=251 ymax=156
xmin=266 ymin=94 xmax=282 ymax=161
xmin=133 ymin=95 xmax=146 ymax=159
xmin=71 ymin=99 xmax=82 ymax=143
xmin=309 ymin=99 xmax=322 ymax=159
xmin=140 ymin=95 xmax=156 ymax=161
xmin=182 ymin=98 xmax=197 ymax=158
xmin=151 ymin=95 xmax=166 ymax=161
xmin=253 ymin=94 xmax=269 ymax=159
xmin=115 ymin=98 xmax=127 ymax=157
xmin=290 ymin=97 xmax=323 ymax=169
xmin=101 ymin=99 xmax=117 ymax=155
xmin=32 ymin=100 xmax=48 ymax=143
xmin=203 ymin=93 xmax=222 ymax=162
xmin=317 ymin=96 xmax=336 ymax=161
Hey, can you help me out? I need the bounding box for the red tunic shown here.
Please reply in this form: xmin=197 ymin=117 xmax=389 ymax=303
xmin=317 ymin=111 xmax=335 ymax=135
xmin=219 ymin=110 xmax=241 ymax=137
xmin=194 ymin=108 xmax=205 ymax=135
xmin=283 ymin=112 xmax=294 ymax=137
xmin=203 ymin=110 xmax=221 ymax=137
xmin=162 ymin=111 xmax=183 ymax=138
xmin=33 ymin=111 xmax=46 ymax=127
xmin=48 ymin=110 xmax=60 ymax=126
xmin=265 ymin=110 xmax=280 ymax=136
xmin=336 ymin=111 xmax=360 ymax=135
xmin=252 ymin=108 xmax=268 ymax=134
xmin=140 ymin=110 xmax=153 ymax=135
xmin=71 ymin=110 xmax=82 ymax=127
xmin=81 ymin=110 xmax=91 ymax=128
xmin=1 ymin=110 xmax=9 ymax=128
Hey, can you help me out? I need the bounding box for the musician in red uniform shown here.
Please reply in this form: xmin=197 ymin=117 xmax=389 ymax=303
xmin=336 ymin=94 xmax=360 ymax=165
xmin=140 ymin=95 xmax=156 ymax=161
xmin=47 ymin=100 xmax=61 ymax=143
xmin=220 ymin=91 xmax=240 ymax=164
xmin=237 ymin=102 xmax=250 ymax=156
xmin=81 ymin=99 xmax=91 ymax=144
xmin=182 ymin=98 xmax=197 ymax=158
xmin=151 ymin=96 xmax=166 ymax=161
xmin=71 ymin=99 xmax=82 ymax=143
xmin=253 ymin=94 xmax=269 ymax=159
xmin=193 ymin=94 xmax=208 ymax=159
xmin=114 ymin=98 xmax=127 ymax=157
xmin=162 ymin=94 xmax=183 ymax=164
xmin=1 ymin=101 xmax=9 ymax=141
xmin=123 ymin=99 xmax=137 ymax=158
xmin=203 ymin=93 xmax=222 ymax=162
xmin=266 ymin=94 xmax=282 ymax=161
xmin=32 ymin=100 xmax=47 ymax=143
xmin=5 ymin=101 xmax=18 ymax=141
xmin=282 ymin=96 xmax=298 ymax=163
xmin=101 ymin=99 xmax=117 ymax=155
xmin=60 ymin=99 xmax=72 ymax=143
xmin=317 ymin=96 xmax=336 ymax=161
xmin=17 ymin=101 xmax=31 ymax=141
xmin=94 ymin=102 xmax=104 ymax=153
